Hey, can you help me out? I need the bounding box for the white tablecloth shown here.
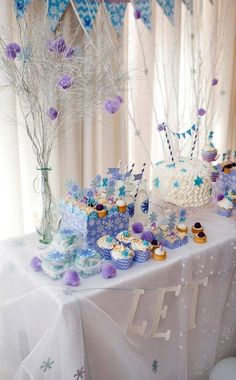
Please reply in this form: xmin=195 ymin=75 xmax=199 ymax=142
xmin=0 ymin=206 xmax=236 ymax=380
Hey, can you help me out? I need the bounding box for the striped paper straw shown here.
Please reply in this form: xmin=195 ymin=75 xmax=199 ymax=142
xmin=134 ymin=163 xmax=146 ymax=202
xmin=190 ymin=126 xmax=199 ymax=160
xmin=164 ymin=125 xmax=174 ymax=163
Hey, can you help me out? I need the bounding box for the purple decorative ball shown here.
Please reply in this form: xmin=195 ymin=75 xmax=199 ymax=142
xmin=54 ymin=38 xmax=66 ymax=53
xmin=58 ymin=75 xmax=73 ymax=89
xmin=134 ymin=9 xmax=142 ymax=19
xmin=5 ymin=43 xmax=21 ymax=60
xmin=132 ymin=222 xmax=144 ymax=234
xmin=198 ymin=108 xmax=206 ymax=117
xmin=104 ymin=99 xmax=120 ymax=114
xmin=217 ymin=194 xmax=224 ymax=201
xmin=157 ymin=123 xmax=166 ymax=132
xmin=212 ymin=78 xmax=218 ymax=86
xmin=31 ymin=256 xmax=42 ymax=272
xmin=48 ymin=107 xmax=58 ymax=120
xmin=141 ymin=231 xmax=154 ymax=242
xmin=115 ymin=95 xmax=123 ymax=104
xmin=65 ymin=47 xmax=75 ymax=58
xmin=101 ymin=263 xmax=117 ymax=279
xmin=96 ymin=204 xmax=104 ymax=211
xmin=64 ymin=271 xmax=80 ymax=286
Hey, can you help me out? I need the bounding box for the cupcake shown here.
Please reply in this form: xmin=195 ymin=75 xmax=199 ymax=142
xmin=151 ymin=239 xmax=159 ymax=253
xmin=217 ymin=197 xmax=233 ymax=217
xmin=202 ymin=144 xmax=218 ymax=162
xmin=191 ymin=222 xmax=204 ymax=234
xmin=111 ymin=244 xmax=134 ymax=270
xmin=176 ymin=223 xmax=188 ymax=234
xmin=163 ymin=234 xmax=180 ymax=250
xmin=211 ymin=165 xmax=220 ymax=182
xmin=96 ymin=204 xmax=107 ymax=218
xmin=152 ymin=244 xmax=167 ymax=261
xmin=116 ymin=199 xmax=127 ymax=213
xmin=230 ymin=190 xmax=236 ymax=208
xmin=97 ymin=235 xmax=118 ymax=260
xmin=131 ymin=239 xmax=151 ymax=263
xmin=223 ymin=163 xmax=232 ymax=174
xmin=194 ymin=231 xmax=207 ymax=244
xmin=116 ymin=230 xmax=135 ymax=247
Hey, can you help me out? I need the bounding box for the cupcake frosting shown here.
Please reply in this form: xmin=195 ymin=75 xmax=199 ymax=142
xmin=217 ymin=198 xmax=233 ymax=209
xmin=116 ymin=199 xmax=126 ymax=207
xmin=111 ymin=245 xmax=134 ymax=260
xmin=202 ymin=144 xmax=217 ymax=153
xmin=97 ymin=235 xmax=117 ymax=250
xmin=116 ymin=230 xmax=134 ymax=244
xmin=177 ymin=223 xmax=187 ymax=230
xmin=154 ymin=246 xmax=166 ymax=256
xmin=131 ymin=239 xmax=151 ymax=252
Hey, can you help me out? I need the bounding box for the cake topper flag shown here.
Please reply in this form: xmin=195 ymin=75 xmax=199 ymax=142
xmin=133 ymin=0 xmax=152 ymax=30
xmin=14 ymin=0 xmax=32 ymax=18
xmin=73 ymin=0 xmax=99 ymax=32
xmin=156 ymin=0 xmax=175 ymax=24
xmin=104 ymin=2 xmax=127 ymax=34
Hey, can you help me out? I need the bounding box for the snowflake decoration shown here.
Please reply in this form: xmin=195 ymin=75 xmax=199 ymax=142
xmin=91 ymin=175 xmax=102 ymax=188
xmin=194 ymin=176 xmax=204 ymax=187
xmin=47 ymin=251 xmax=65 ymax=261
xmin=179 ymin=209 xmax=186 ymax=223
xmin=74 ymin=366 xmax=86 ymax=379
xmin=153 ymin=177 xmax=160 ymax=188
xmin=141 ymin=199 xmax=149 ymax=214
xmin=135 ymin=129 xmax=141 ymax=137
xmin=97 ymin=224 xmax=104 ymax=234
xmin=127 ymin=203 xmax=135 ymax=217
xmin=102 ymin=177 xmax=109 ymax=187
xmin=107 ymin=185 xmax=115 ymax=197
xmin=167 ymin=212 xmax=176 ymax=232
xmin=119 ymin=185 xmax=126 ymax=197
xmin=181 ymin=168 xmax=187 ymax=173
xmin=154 ymin=229 xmax=165 ymax=244
xmin=208 ymin=131 xmax=214 ymax=140
xmin=149 ymin=211 xmax=158 ymax=224
xmin=166 ymin=163 xmax=176 ymax=169
xmin=152 ymin=359 xmax=158 ymax=374
xmin=40 ymin=358 xmax=54 ymax=372
xmin=86 ymin=188 xmax=94 ymax=199
xmin=173 ymin=180 xmax=180 ymax=188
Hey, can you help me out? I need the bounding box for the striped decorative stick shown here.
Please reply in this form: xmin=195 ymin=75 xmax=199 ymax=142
xmin=164 ymin=124 xmax=174 ymax=163
xmin=190 ymin=125 xmax=199 ymax=160
xmin=134 ymin=163 xmax=146 ymax=202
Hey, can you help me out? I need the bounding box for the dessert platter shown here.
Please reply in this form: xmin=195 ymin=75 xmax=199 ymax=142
xmin=30 ymin=136 xmax=236 ymax=286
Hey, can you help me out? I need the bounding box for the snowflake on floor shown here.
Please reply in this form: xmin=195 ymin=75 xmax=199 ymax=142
xmin=74 ymin=366 xmax=86 ymax=379
xmin=152 ymin=358 xmax=159 ymax=374
xmin=40 ymin=358 xmax=54 ymax=372
xmin=153 ymin=177 xmax=160 ymax=188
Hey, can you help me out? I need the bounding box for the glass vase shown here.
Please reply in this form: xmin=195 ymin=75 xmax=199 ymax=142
xmin=33 ymin=167 xmax=58 ymax=244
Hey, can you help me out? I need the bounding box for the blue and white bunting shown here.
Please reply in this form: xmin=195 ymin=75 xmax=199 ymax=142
xmin=133 ymin=0 xmax=152 ymax=30
xmin=104 ymin=2 xmax=127 ymax=34
xmin=168 ymin=124 xmax=196 ymax=139
xmin=182 ymin=0 xmax=193 ymax=13
xmin=14 ymin=0 xmax=32 ymax=18
xmin=47 ymin=0 xmax=70 ymax=29
xmin=73 ymin=0 xmax=99 ymax=32
xmin=156 ymin=0 xmax=175 ymax=24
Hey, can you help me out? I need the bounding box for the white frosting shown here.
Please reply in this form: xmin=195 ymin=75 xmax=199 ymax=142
xmin=111 ymin=245 xmax=134 ymax=260
xmin=131 ymin=239 xmax=151 ymax=252
xmin=202 ymin=144 xmax=217 ymax=153
xmin=177 ymin=223 xmax=187 ymax=230
xmin=97 ymin=235 xmax=117 ymax=250
xmin=152 ymin=158 xmax=212 ymax=208
xmin=116 ymin=231 xmax=134 ymax=244
xmin=217 ymin=198 xmax=233 ymax=209
xmin=154 ymin=247 xmax=166 ymax=256
xmin=116 ymin=199 xmax=126 ymax=207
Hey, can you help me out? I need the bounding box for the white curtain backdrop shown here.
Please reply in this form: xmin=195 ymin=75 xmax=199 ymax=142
xmin=0 ymin=0 xmax=236 ymax=240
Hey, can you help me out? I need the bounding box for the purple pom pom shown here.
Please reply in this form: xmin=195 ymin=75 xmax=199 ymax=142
xmin=157 ymin=123 xmax=166 ymax=132
xmin=198 ymin=108 xmax=206 ymax=117
xmin=5 ymin=43 xmax=21 ymax=60
xmin=132 ymin=222 xmax=144 ymax=234
xmin=65 ymin=47 xmax=75 ymax=58
xmin=141 ymin=231 xmax=154 ymax=242
xmin=115 ymin=95 xmax=123 ymax=104
xmin=104 ymin=99 xmax=120 ymax=114
xmin=64 ymin=271 xmax=80 ymax=286
xmin=58 ymin=75 xmax=73 ymax=89
xmin=101 ymin=263 xmax=117 ymax=279
xmin=217 ymin=194 xmax=224 ymax=201
xmin=212 ymin=78 xmax=218 ymax=86
xmin=47 ymin=107 xmax=58 ymax=120
xmin=31 ymin=256 xmax=42 ymax=272
xmin=134 ymin=9 xmax=142 ymax=19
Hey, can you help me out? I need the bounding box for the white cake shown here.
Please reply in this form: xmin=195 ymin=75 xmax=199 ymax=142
xmin=152 ymin=158 xmax=212 ymax=207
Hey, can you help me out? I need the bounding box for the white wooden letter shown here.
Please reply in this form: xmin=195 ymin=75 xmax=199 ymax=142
xmin=126 ymin=289 xmax=147 ymax=336
xmin=149 ymin=285 xmax=182 ymax=340
xmin=188 ymin=277 xmax=208 ymax=330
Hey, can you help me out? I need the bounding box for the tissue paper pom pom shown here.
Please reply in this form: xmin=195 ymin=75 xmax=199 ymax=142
xmin=31 ymin=256 xmax=42 ymax=272
xmin=5 ymin=43 xmax=21 ymax=60
xmin=58 ymin=75 xmax=72 ymax=89
xmin=134 ymin=9 xmax=142 ymax=19
xmin=132 ymin=222 xmax=144 ymax=234
xmin=48 ymin=107 xmax=58 ymax=120
xmin=141 ymin=231 xmax=154 ymax=242
xmin=101 ymin=263 xmax=117 ymax=279
xmin=198 ymin=108 xmax=206 ymax=116
xmin=64 ymin=271 xmax=80 ymax=286
xmin=212 ymin=78 xmax=218 ymax=86
xmin=115 ymin=95 xmax=123 ymax=104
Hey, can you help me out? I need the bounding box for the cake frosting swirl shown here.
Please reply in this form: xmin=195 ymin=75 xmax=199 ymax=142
xmin=131 ymin=239 xmax=151 ymax=252
xmin=97 ymin=235 xmax=118 ymax=250
xmin=111 ymin=245 xmax=134 ymax=260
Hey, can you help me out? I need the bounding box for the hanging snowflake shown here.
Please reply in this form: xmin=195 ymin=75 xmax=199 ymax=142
xmin=141 ymin=199 xmax=149 ymax=214
xmin=74 ymin=366 xmax=86 ymax=379
xmin=179 ymin=209 xmax=186 ymax=223
xmin=152 ymin=358 xmax=158 ymax=374
xmin=119 ymin=185 xmax=126 ymax=197
xmin=40 ymin=358 xmax=54 ymax=372
xmin=149 ymin=211 xmax=158 ymax=225
xmin=167 ymin=212 xmax=176 ymax=232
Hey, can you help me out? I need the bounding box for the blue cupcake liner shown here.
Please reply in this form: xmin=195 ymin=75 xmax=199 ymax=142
xmin=97 ymin=247 xmax=112 ymax=260
xmin=111 ymin=257 xmax=133 ymax=270
xmin=133 ymin=250 xmax=150 ymax=263
xmin=217 ymin=208 xmax=232 ymax=217
xmin=163 ymin=239 xmax=181 ymax=250
xmin=117 ymin=240 xmax=131 ymax=247
xmin=179 ymin=235 xmax=188 ymax=246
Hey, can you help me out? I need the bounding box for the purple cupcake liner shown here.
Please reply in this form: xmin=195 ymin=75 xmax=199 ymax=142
xmin=163 ymin=239 xmax=181 ymax=250
xmin=133 ymin=250 xmax=151 ymax=263
xmin=217 ymin=208 xmax=232 ymax=217
xmin=111 ymin=257 xmax=133 ymax=270
xmin=202 ymin=151 xmax=217 ymax=162
xmin=211 ymin=172 xmax=219 ymax=182
xmin=97 ymin=247 xmax=112 ymax=260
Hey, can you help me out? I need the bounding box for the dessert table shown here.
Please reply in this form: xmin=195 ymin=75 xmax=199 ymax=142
xmin=1 ymin=206 xmax=236 ymax=380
